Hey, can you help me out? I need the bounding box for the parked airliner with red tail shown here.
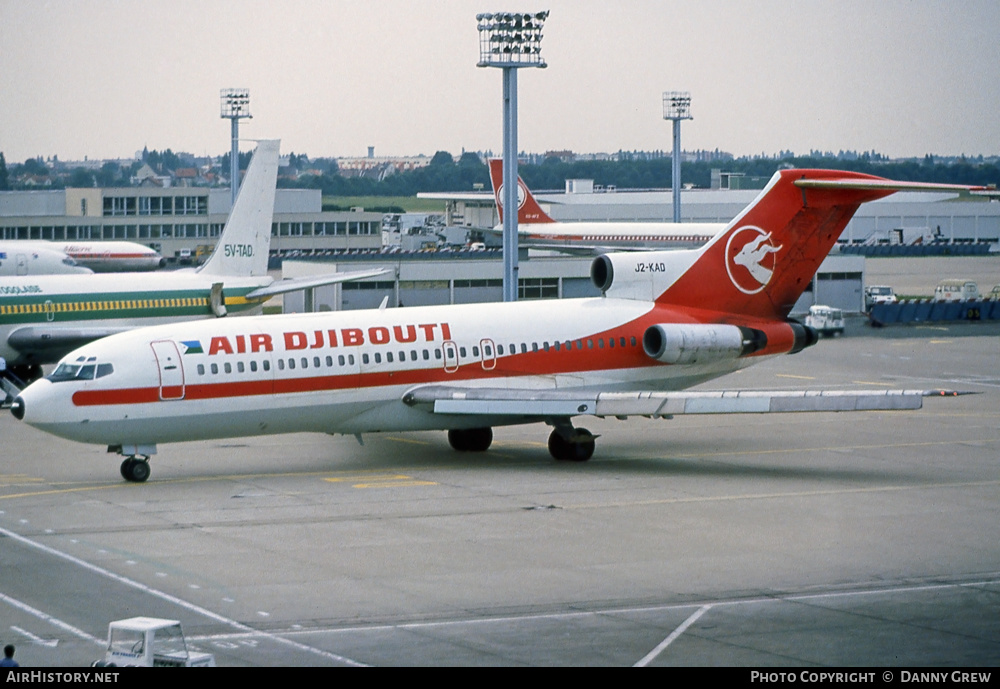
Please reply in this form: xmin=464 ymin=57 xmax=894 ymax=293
xmin=487 ymin=158 xmax=724 ymax=252
xmin=12 ymin=170 xmax=979 ymax=481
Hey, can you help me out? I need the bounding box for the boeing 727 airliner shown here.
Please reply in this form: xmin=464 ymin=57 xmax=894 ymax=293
xmin=11 ymin=170 xmax=980 ymax=482
xmin=487 ymin=158 xmax=725 ymax=252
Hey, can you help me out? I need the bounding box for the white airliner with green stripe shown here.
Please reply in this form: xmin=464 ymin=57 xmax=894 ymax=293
xmin=0 ymin=140 xmax=384 ymax=379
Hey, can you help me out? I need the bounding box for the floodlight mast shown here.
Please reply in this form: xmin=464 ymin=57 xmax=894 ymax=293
xmin=477 ymin=11 xmax=548 ymax=302
xmin=663 ymin=91 xmax=692 ymax=223
xmin=220 ymin=89 xmax=252 ymax=208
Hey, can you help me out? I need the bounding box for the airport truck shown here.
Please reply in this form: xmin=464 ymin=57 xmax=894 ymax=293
xmin=864 ymin=285 xmax=897 ymax=310
xmin=93 ymin=617 xmax=216 ymax=667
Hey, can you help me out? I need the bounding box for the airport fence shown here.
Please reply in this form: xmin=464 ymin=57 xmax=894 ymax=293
xmin=869 ymin=298 xmax=1000 ymax=326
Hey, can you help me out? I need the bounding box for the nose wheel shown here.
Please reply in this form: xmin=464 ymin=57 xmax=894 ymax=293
xmin=120 ymin=457 xmax=151 ymax=483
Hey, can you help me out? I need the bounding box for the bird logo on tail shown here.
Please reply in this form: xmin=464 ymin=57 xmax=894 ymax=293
xmin=726 ymin=226 xmax=782 ymax=294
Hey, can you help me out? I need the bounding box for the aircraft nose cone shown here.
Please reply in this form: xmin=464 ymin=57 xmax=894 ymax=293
xmin=10 ymin=395 xmax=25 ymax=420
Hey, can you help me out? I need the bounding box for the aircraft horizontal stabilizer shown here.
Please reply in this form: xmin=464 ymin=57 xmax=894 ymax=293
xmin=794 ymin=179 xmax=987 ymax=193
xmin=243 ymin=268 xmax=392 ymax=300
xmin=403 ymin=386 xmax=970 ymax=418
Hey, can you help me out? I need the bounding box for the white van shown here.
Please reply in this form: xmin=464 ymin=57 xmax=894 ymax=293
xmin=805 ymin=305 xmax=845 ymax=336
xmin=933 ymin=280 xmax=979 ymax=302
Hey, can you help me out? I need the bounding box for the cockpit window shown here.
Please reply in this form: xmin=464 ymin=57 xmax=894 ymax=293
xmin=47 ymin=361 xmax=114 ymax=382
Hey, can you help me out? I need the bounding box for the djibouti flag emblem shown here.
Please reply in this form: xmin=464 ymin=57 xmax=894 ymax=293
xmin=180 ymin=340 xmax=203 ymax=355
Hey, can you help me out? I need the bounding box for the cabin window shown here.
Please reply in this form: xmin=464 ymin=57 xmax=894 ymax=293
xmin=375 ymin=353 xmax=382 ymax=364
xmin=325 ymin=356 xmax=332 ymax=367
xmin=211 ymin=363 xmax=218 ymax=374
xmin=598 ymin=339 xmax=604 ymax=349
xmin=520 ymin=343 xmax=528 ymax=354
xmin=554 ymin=342 xmax=561 ymax=352
xmin=434 ymin=349 xmax=441 ymax=360
xmin=338 ymin=355 xmax=345 ymax=366
xmin=497 ymin=345 xmax=505 ymax=355
xmin=410 ymin=350 xmax=417 ymax=362
xmin=197 ymin=364 xmax=205 ymax=375
xmin=472 ymin=346 xmax=480 ymax=357
xmin=288 ymin=359 xmax=296 ymax=370
xmin=263 ymin=360 xmax=270 ymax=371
xmin=608 ymin=338 xmax=615 ymax=349
xmin=250 ymin=361 xmax=258 ymax=372
xmin=423 ymin=349 xmax=430 ymax=360
xmin=277 ymin=359 xmax=285 ymax=371
xmin=630 ymin=337 xmax=637 ymax=347
xmin=314 ymin=357 xmax=321 ymax=368
xmin=237 ymin=362 xmax=245 ymax=373
xmin=460 ymin=347 xmax=467 ymax=357
xmin=532 ymin=342 xmax=538 ymax=352
xmin=224 ymin=363 xmax=232 ymax=374
xmin=301 ymin=358 xmax=308 ymax=369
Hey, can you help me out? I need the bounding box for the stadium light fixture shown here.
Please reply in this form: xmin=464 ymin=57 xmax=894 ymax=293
xmin=476 ymin=11 xmax=548 ymax=302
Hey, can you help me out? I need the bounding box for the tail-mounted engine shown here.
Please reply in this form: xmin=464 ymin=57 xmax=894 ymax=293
xmin=591 ymin=251 xmax=699 ymax=302
xmin=642 ymin=321 xmax=818 ymax=365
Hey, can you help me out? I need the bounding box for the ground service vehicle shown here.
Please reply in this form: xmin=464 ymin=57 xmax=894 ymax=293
xmin=933 ymin=280 xmax=979 ymax=302
xmin=865 ymin=285 xmax=897 ymax=310
xmin=805 ymin=305 xmax=845 ymax=336
xmin=93 ymin=617 xmax=215 ymax=667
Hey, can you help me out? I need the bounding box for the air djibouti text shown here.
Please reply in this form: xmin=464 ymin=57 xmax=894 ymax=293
xmin=203 ymin=322 xmax=453 ymax=355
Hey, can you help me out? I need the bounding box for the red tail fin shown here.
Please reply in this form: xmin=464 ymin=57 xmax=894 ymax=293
xmin=656 ymin=169 xmax=929 ymax=319
xmin=488 ymin=158 xmax=556 ymax=224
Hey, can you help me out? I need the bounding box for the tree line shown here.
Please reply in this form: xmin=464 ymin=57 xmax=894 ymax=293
xmin=283 ymin=152 xmax=1000 ymax=197
xmin=3 ymin=147 xmax=998 ymax=194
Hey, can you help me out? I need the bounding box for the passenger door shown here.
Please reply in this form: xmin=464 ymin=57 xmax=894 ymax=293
xmin=150 ymin=340 xmax=185 ymax=400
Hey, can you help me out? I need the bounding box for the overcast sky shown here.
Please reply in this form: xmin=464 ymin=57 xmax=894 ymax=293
xmin=2 ymin=0 xmax=998 ymax=163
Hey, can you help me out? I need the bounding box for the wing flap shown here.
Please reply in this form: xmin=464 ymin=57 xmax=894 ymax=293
xmin=403 ymin=385 xmax=965 ymax=418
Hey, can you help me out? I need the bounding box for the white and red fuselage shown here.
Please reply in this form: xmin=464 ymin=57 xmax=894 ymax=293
xmin=16 ymin=290 xmax=808 ymax=447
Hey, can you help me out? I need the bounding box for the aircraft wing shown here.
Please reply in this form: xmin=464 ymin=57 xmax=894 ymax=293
xmin=244 ymin=267 xmax=392 ymax=300
xmin=403 ymin=385 xmax=969 ymax=417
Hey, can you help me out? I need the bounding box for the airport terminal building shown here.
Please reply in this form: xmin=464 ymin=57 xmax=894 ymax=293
xmin=0 ymin=187 xmax=383 ymax=260
xmin=4 ymin=182 xmax=996 ymax=315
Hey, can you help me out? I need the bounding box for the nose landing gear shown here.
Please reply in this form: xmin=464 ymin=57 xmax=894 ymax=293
xmin=109 ymin=445 xmax=157 ymax=482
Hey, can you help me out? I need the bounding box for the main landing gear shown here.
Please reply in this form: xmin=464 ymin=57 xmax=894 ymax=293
xmin=547 ymin=425 xmax=596 ymax=462
xmin=447 ymin=427 xmax=493 ymax=452
xmin=446 ymin=423 xmax=597 ymax=462
xmin=120 ymin=457 xmax=151 ymax=483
